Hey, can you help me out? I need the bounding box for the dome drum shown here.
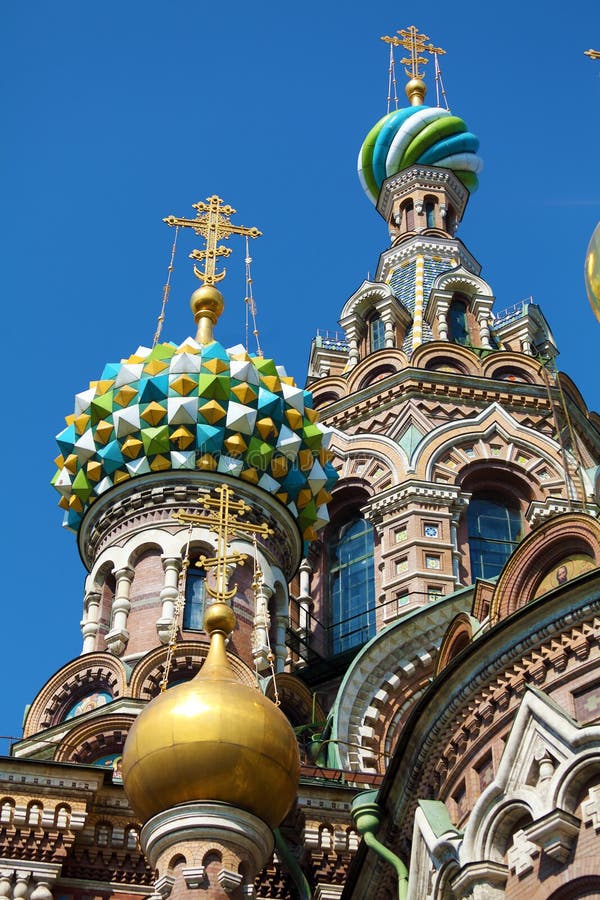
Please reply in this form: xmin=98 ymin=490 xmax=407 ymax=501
xmin=77 ymin=470 xmax=304 ymax=580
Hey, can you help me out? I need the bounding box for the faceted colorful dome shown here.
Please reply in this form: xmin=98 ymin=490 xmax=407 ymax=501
xmin=52 ymin=337 xmax=337 ymax=540
xmin=358 ymin=104 xmax=483 ymax=204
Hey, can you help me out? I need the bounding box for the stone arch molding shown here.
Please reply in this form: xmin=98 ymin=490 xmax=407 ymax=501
xmin=409 ymin=688 xmax=600 ymax=898
xmin=415 ymin=401 xmax=564 ymax=483
xmin=23 ymin=652 xmax=128 ymax=737
xmin=432 ymin=265 xmax=494 ymax=299
xmin=330 ymin=427 xmax=408 ymax=486
xmin=330 ymin=593 xmax=468 ymax=773
xmin=461 ymin=688 xmax=600 ymax=864
xmin=339 ymin=279 xmax=398 ymax=322
xmin=490 ymin=513 xmax=600 ymax=624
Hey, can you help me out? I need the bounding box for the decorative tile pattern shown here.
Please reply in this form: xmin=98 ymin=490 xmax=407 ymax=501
xmin=52 ymin=338 xmax=337 ymax=539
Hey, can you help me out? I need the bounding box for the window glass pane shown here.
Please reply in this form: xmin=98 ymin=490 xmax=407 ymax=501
xmin=329 ymin=517 xmax=375 ymax=654
xmin=448 ymin=300 xmax=470 ymax=345
xmin=425 ymin=201 xmax=435 ymax=228
xmin=370 ymin=317 xmax=386 ymax=353
xmin=467 ymin=497 xmax=522 ymax=581
xmin=183 ymin=569 xmax=205 ymax=630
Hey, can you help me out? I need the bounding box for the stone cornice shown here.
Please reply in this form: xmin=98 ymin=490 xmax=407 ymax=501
xmin=362 ymin=480 xmax=463 ymax=521
xmin=376 ymin=236 xmax=480 ymax=283
xmin=78 ymin=471 xmax=302 ymax=580
xmin=318 ymin=368 xmax=553 ymax=431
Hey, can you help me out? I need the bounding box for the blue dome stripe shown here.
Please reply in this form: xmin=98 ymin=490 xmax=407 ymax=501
xmin=372 ymin=106 xmax=425 ymax=188
xmin=418 ymin=132 xmax=480 ymax=165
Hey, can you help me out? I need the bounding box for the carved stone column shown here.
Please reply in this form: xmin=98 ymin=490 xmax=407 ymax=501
xmin=81 ymin=589 xmax=101 ymax=654
xmin=156 ymin=556 xmax=182 ymax=644
xmin=251 ymin=582 xmax=273 ymax=673
xmin=106 ymin=566 xmax=135 ymax=656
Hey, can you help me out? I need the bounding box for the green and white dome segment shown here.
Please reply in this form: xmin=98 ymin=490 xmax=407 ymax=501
xmin=358 ymin=104 xmax=482 ymax=204
xmin=52 ymin=338 xmax=337 ymax=541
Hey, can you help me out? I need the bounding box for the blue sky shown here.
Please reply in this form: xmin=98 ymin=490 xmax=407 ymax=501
xmin=2 ymin=1 xmax=600 ymax=743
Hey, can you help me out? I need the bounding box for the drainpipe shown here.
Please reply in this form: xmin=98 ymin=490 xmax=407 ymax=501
xmin=274 ymin=828 xmax=312 ymax=900
xmin=351 ymin=790 xmax=408 ymax=900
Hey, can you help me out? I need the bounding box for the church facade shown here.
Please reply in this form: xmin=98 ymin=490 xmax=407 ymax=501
xmin=3 ymin=29 xmax=600 ymax=900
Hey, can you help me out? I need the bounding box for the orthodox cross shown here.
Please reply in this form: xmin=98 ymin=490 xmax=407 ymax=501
xmin=173 ymin=484 xmax=273 ymax=602
xmin=381 ymin=25 xmax=445 ymax=79
xmin=584 ymin=49 xmax=600 ymax=60
xmin=164 ymin=195 xmax=261 ymax=285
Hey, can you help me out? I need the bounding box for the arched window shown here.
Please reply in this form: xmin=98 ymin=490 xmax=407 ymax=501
xmin=183 ymin=567 xmax=205 ymax=630
xmin=400 ymin=199 xmax=415 ymax=231
xmin=369 ymin=314 xmax=386 ymax=353
xmin=468 ymin=494 xmax=523 ymax=580
xmin=329 ymin=517 xmax=376 ymax=654
xmin=448 ymin=295 xmax=471 ymax=346
xmin=424 ymin=199 xmax=436 ymax=228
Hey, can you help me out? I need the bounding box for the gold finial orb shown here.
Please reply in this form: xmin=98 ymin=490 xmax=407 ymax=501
xmin=585 ymin=222 xmax=600 ymax=323
xmin=405 ymin=77 xmax=427 ymax=106
xmin=190 ymin=284 xmax=225 ymax=344
xmin=204 ymin=600 xmax=236 ymax=635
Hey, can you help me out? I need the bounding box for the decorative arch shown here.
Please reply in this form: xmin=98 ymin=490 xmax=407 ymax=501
xmin=128 ymin=540 xmax=163 ymax=567
xmin=433 ymin=266 xmax=494 ymax=300
xmin=346 ymin=348 xmax=408 ymax=394
xmin=490 ymin=513 xmax=600 ymax=625
xmin=311 ymin=375 xmax=348 ymax=408
xmin=128 ymin=640 xmax=257 ymax=700
xmin=264 ymin=672 xmax=325 ymax=729
xmin=329 ymin=428 xmax=408 ymax=489
xmin=481 ymin=351 xmax=543 ymax=384
xmin=411 ymin=341 xmax=481 ymax=376
xmin=435 ymin=613 xmax=480 ymax=676
xmin=339 ymin=280 xmax=397 ymax=322
xmin=53 ymin=713 xmax=135 ymax=764
xmin=417 ymin=403 xmax=565 ymax=488
xmin=330 ymin=593 xmax=466 ymax=772
xmin=23 ymin=652 xmax=128 ymax=737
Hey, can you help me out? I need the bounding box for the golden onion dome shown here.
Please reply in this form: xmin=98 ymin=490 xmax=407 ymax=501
xmin=121 ymin=602 xmax=300 ymax=828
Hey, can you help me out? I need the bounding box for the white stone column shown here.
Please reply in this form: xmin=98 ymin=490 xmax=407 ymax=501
xmin=81 ymin=589 xmax=101 ymax=654
xmin=13 ymin=873 xmax=29 ymax=900
xmin=105 ymin=566 xmax=134 ymax=656
xmin=156 ymin=556 xmax=182 ymax=644
xmin=297 ymin=557 xmax=313 ymax=638
xmin=382 ymin=313 xmax=395 ymax=349
xmin=437 ymin=299 xmax=450 ymax=341
xmin=478 ymin=313 xmax=492 ymax=348
xmin=252 ymin=582 xmax=274 ymax=673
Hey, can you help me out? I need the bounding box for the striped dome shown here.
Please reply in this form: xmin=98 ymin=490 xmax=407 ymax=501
xmin=358 ymin=105 xmax=482 ymax=204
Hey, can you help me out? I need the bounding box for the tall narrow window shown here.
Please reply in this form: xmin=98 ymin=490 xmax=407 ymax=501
xmin=448 ymin=296 xmax=471 ymax=346
xmin=405 ymin=199 xmax=415 ymax=231
xmin=468 ymin=495 xmax=523 ymax=580
xmin=425 ymin=199 xmax=436 ymax=228
xmin=329 ymin=517 xmax=376 ymax=654
xmin=183 ymin=568 xmax=205 ymax=630
xmin=369 ymin=314 xmax=386 ymax=353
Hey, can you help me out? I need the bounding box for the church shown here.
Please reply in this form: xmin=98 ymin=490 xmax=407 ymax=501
xmin=3 ymin=24 xmax=600 ymax=900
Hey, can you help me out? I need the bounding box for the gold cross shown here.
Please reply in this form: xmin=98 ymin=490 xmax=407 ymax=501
xmin=381 ymin=25 xmax=445 ymax=79
xmin=164 ymin=195 xmax=262 ymax=285
xmin=173 ymin=484 xmax=273 ymax=602
xmin=584 ymin=49 xmax=600 ymax=60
